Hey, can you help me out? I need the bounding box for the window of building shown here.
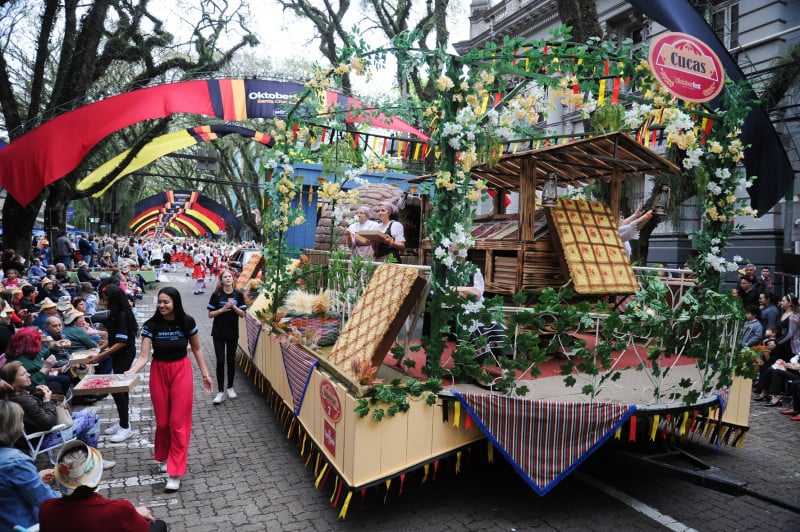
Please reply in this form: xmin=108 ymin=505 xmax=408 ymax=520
xmin=710 ymin=0 xmax=739 ymax=49
xmin=605 ymin=12 xmax=647 ymax=52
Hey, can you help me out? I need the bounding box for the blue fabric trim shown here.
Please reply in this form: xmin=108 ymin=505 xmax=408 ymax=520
xmin=714 ymin=392 xmax=726 ymax=452
xmin=291 ymin=359 xmax=319 ymax=416
xmin=207 ymin=304 xmax=216 ymax=310
xmin=248 ymin=323 xmax=261 ymax=361
xmin=451 ymin=391 xmax=636 ymax=496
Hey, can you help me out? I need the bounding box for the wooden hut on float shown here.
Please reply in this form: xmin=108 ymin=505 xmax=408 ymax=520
xmin=463 ymin=132 xmax=681 ymax=298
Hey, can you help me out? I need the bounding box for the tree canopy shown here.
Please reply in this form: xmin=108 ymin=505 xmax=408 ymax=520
xmin=0 ymin=0 xmax=258 ymax=257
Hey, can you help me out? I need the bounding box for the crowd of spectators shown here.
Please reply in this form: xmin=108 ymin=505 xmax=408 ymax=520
xmin=736 ymin=264 xmax=800 ymax=421
xmin=0 ymin=231 xmax=254 ymax=529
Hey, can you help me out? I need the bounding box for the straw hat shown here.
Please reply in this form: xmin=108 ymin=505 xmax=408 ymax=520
xmin=54 ymin=441 xmax=104 ymax=496
xmin=39 ymin=297 xmax=57 ymax=310
xmin=63 ymin=309 xmax=84 ymax=325
xmin=41 ymin=278 xmax=54 ymax=287
xmin=77 ymin=261 xmax=88 ymax=268
xmin=120 ymin=264 xmax=130 ymax=274
xmin=57 ymin=295 xmax=73 ymax=312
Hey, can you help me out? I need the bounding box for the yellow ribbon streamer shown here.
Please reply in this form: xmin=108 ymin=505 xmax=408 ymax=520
xmin=422 ymin=464 xmax=430 ymax=484
xmin=455 ymin=451 xmax=462 ymax=473
xmin=330 ymin=477 xmax=339 ymax=503
xmin=338 ymin=491 xmax=353 ymax=519
xmin=598 ymin=79 xmax=607 ymax=106
xmin=488 ymin=443 xmax=494 ymax=463
xmin=650 ymin=415 xmax=660 ymax=441
xmin=314 ymin=463 xmax=328 ymax=489
xmin=453 ymin=402 xmax=460 ymax=427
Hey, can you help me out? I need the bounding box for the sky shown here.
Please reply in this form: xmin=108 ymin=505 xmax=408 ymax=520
xmin=165 ymin=0 xmax=471 ymax=95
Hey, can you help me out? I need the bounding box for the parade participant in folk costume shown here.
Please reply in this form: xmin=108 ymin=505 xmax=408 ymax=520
xmin=373 ymin=201 xmax=405 ymax=262
xmin=125 ymin=287 xmax=212 ymax=492
xmin=346 ymin=206 xmax=379 ymax=258
xmin=192 ymin=248 xmax=206 ymax=294
xmin=207 ymin=270 xmax=246 ymax=405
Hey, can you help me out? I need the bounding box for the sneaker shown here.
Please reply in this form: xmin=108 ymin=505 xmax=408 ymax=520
xmin=165 ymin=476 xmax=181 ymax=491
xmin=213 ymin=392 xmax=225 ymax=405
xmin=226 ymin=388 xmax=237 ymax=399
xmin=109 ymin=426 xmax=133 ymax=443
xmin=102 ymin=460 xmax=116 ymax=470
xmin=158 ymin=461 xmax=168 ymax=473
xmin=104 ymin=422 xmax=121 ymax=436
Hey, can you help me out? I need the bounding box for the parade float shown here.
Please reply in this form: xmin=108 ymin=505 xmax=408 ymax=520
xmin=228 ymin=29 xmax=761 ymax=516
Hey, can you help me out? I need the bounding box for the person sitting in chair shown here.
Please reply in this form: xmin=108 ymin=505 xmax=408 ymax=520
xmin=39 ymin=440 xmax=166 ymax=531
xmin=0 ymin=401 xmax=60 ymax=531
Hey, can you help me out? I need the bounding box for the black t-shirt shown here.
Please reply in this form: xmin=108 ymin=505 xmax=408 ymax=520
xmin=207 ymin=289 xmax=245 ymax=340
xmin=141 ymin=315 xmax=198 ymax=362
xmin=107 ymin=309 xmax=137 ymax=361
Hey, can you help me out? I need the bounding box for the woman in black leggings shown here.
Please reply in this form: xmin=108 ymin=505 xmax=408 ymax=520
xmin=207 ymin=270 xmax=246 ymax=405
xmin=88 ymin=284 xmax=137 ymax=442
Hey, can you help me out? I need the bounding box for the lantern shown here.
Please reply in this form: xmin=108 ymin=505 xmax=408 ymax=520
xmin=542 ymin=172 xmax=558 ymax=207
xmin=652 ymin=184 xmax=671 ymax=216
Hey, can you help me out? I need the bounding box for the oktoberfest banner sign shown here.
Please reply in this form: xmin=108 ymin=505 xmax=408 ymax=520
xmin=0 ymin=79 xmax=428 ymax=207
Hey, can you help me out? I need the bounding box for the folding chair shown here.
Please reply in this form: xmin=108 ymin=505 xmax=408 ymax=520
xmin=23 ymin=423 xmax=76 ymax=464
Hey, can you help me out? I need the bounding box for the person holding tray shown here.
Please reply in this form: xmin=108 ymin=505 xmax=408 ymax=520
xmin=207 ymin=270 xmax=246 ymax=405
xmin=125 ymin=286 xmax=213 ymax=492
xmin=373 ymin=201 xmax=405 ymax=262
xmin=86 ymin=285 xmax=137 ymax=444
xmin=346 ymin=206 xmax=379 ymax=258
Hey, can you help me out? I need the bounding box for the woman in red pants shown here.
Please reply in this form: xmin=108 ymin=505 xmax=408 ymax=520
xmin=125 ymin=286 xmax=212 ymax=492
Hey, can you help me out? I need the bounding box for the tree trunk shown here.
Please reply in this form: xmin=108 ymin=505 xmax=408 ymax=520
xmin=44 ymin=182 xmax=69 ymax=249
xmin=3 ymin=194 xmax=45 ymax=264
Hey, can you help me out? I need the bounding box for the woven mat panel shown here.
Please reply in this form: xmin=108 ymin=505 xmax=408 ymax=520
xmin=235 ymin=252 xmax=264 ymax=291
xmin=545 ymin=199 xmax=638 ymax=295
xmin=328 ymin=264 xmax=427 ymax=379
xmin=245 ymin=313 xmax=263 ymax=361
xmin=453 ymin=392 xmax=635 ymax=496
xmin=279 ymin=340 xmax=319 ymax=416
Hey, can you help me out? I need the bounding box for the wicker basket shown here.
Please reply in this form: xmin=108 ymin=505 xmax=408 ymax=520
xmin=287 ymin=314 xmax=341 ymax=346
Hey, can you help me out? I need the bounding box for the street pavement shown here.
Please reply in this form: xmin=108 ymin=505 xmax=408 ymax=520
xmin=63 ymin=271 xmax=800 ymax=531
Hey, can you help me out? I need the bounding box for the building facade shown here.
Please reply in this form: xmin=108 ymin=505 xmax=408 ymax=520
xmin=455 ymin=0 xmax=800 ymax=277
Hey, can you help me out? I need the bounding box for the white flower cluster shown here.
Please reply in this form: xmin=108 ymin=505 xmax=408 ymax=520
xmin=441 ymin=107 xmax=479 ymax=151
xmin=433 ymin=222 xmax=475 ymax=268
xmin=493 ymin=83 xmax=549 ymax=140
xmin=703 ymin=253 xmax=741 ymax=274
xmin=622 ymin=103 xmax=652 ymax=129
